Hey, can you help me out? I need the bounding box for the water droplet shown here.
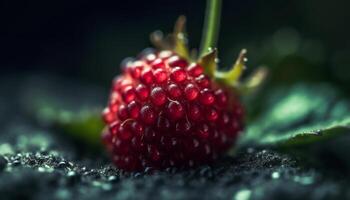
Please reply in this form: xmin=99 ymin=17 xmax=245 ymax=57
xmin=67 ymin=171 xmax=76 ymax=176
xmin=108 ymin=175 xmax=118 ymax=182
xmin=271 ymin=171 xmax=280 ymax=179
xmin=234 ymin=189 xmax=251 ymax=200
xmin=38 ymin=167 xmax=45 ymax=172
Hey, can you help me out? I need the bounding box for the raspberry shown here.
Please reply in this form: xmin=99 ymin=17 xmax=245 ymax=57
xmin=102 ymin=50 xmax=245 ymax=171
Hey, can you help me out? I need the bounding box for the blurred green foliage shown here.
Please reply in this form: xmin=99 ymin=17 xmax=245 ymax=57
xmin=241 ymin=84 xmax=350 ymax=167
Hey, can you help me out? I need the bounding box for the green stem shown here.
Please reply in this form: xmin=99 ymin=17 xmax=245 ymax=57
xmin=199 ymin=0 xmax=222 ymax=57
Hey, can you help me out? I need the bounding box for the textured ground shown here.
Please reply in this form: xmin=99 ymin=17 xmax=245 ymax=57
xmin=0 ymin=74 xmax=349 ymax=200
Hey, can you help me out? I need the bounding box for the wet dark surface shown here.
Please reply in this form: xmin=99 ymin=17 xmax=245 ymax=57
xmin=0 ymin=75 xmax=349 ymax=200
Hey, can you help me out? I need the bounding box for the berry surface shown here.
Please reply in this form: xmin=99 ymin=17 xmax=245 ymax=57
xmin=102 ymin=50 xmax=244 ymax=171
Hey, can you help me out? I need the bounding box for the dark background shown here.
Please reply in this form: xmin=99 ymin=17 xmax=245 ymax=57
xmin=0 ymin=1 xmax=350 ymax=199
xmin=1 ymin=0 xmax=350 ymax=91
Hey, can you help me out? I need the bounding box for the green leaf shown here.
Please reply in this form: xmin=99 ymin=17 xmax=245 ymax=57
xmin=240 ymin=83 xmax=350 ymax=166
xmin=241 ymin=84 xmax=350 ymax=145
xmin=20 ymin=75 xmax=105 ymax=148
xmin=241 ymin=83 xmax=350 ymax=146
xmin=54 ymin=110 xmax=104 ymax=147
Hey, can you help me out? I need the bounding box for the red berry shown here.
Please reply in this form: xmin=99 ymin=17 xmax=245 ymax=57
xmin=141 ymin=69 xmax=154 ymax=85
xmin=166 ymin=101 xmax=184 ymax=120
xmin=184 ymin=84 xmax=199 ymax=101
xmin=167 ymin=55 xmax=188 ymax=68
xmin=153 ymin=68 xmax=167 ymax=83
xmin=196 ymin=74 xmax=210 ymax=88
xmin=117 ymin=104 xmax=128 ymax=121
xmin=188 ymin=103 xmax=202 ymax=121
xmin=170 ymin=67 xmax=187 ymax=83
xmin=102 ymin=108 xmax=116 ymax=123
xmin=135 ymin=84 xmax=149 ymax=101
xmin=131 ymin=121 xmax=144 ymax=136
xmin=205 ymin=107 xmax=219 ymax=121
xmin=127 ymin=101 xmax=140 ymax=119
xmin=130 ymin=61 xmax=144 ymax=78
xmin=102 ymin=50 xmax=244 ymax=171
xmin=151 ymin=58 xmax=165 ymax=69
xmin=140 ymin=104 xmax=156 ymax=124
xmin=199 ymin=89 xmax=215 ymax=105
xmin=122 ymin=86 xmax=136 ymax=103
xmin=187 ymin=63 xmax=203 ymax=77
xmin=118 ymin=122 xmax=132 ymax=141
xmin=215 ymin=89 xmax=228 ymax=107
xmin=167 ymin=84 xmax=182 ymax=99
xmin=150 ymin=87 xmax=167 ymax=106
